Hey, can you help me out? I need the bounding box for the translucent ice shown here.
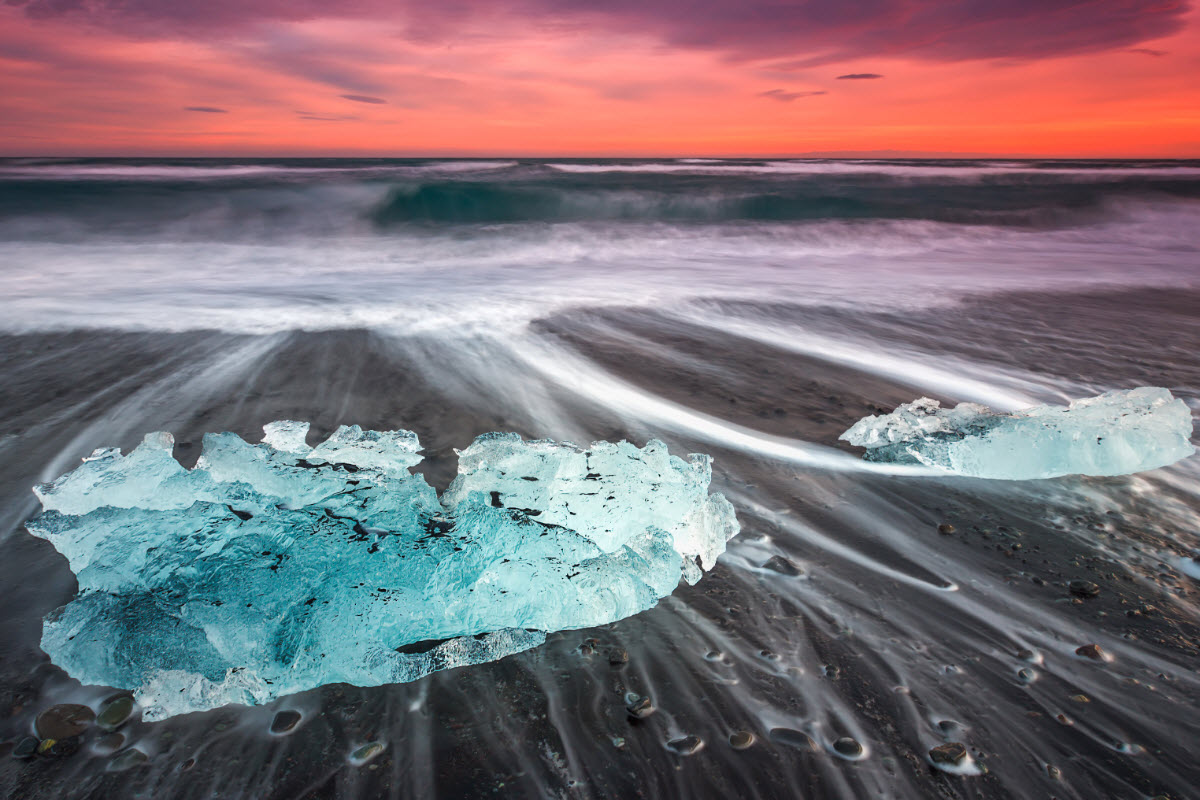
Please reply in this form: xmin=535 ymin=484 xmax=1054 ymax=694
xmin=27 ymin=424 xmax=738 ymax=720
xmin=840 ymin=387 xmax=1195 ymax=479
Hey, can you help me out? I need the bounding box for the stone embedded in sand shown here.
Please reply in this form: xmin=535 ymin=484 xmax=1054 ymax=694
xmin=936 ymin=720 xmax=965 ymax=737
xmin=38 ymin=737 xmax=80 ymax=757
xmin=840 ymin=387 xmax=1195 ymax=479
xmin=761 ymin=555 xmax=803 ymax=576
xmin=12 ymin=737 xmax=38 ymax=759
xmin=666 ymin=735 xmax=704 ymax=756
xmin=832 ymin=737 xmax=864 ymax=758
xmin=107 ymin=748 xmax=148 ymax=771
xmin=349 ymin=742 xmax=385 ymax=766
xmin=729 ymin=731 xmax=756 ymax=750
xmin=1075 ymin=644 xmax=1113 ymax=662
xmin=35 ymin=704 xmax=94 ymax=740
xmin=96 ymin=696 xmax=134 ymax=731
xmin=270 ymin=710 xmax=302 ymax=735
xmin=769 ymin=728 xmax=818 ymax=752
xmin=929 ymin=742 xmax=968 ymax=765
xmin=27 ymin=423 xmax=739 ymax=721
xmin=94 ymin=733 xmax=125 ymax=754
xmin=627 ymin=696 xmax=655 ymax=719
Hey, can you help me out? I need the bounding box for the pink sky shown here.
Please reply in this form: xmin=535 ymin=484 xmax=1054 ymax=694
xmin=1 ymin=0 xmax=1198 ymax=156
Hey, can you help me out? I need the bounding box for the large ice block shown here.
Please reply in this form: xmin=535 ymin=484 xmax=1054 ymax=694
xmin=27 ymin=424 xmax=738 ymax=720
xmin=839 ymin=387 xmax=1195 ymax=479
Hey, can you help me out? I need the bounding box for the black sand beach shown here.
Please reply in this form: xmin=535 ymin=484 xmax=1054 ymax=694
xmin=1 ymin=286 xmax=1197 ymax=799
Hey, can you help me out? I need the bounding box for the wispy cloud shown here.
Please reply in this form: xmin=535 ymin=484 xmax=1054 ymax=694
xmin=296 ymin=111 xmax=360 ymax=121
xmin=758 ymin=89 xmax=827 ymax=102
xmin=7 ymin=0 xmax=1188 ymax=64
xmin=836 ymin=73 xmax=884 ymax=80
xmin=0 ymin=0 xmax=1195 ymax=158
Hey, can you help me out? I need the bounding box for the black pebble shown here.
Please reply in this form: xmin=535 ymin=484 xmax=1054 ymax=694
xmin=627 ymin=696 xmax=654 ymax=719
xmin=761 ymin=555 xmax=803 ymax=576
xmin=769 ymin=728 xmax=818 ymax=751
xmin=270 ymin=710 xmax=303 ymax=734
xmin=929 ymin=742 xmax=968 ymax=765
xmin=833 ymin=737 xmax=863 ymax=757
xmin=12 ymin=737 xmax=38 ymax=759
xmin=666 ymin=735 xmax=704 ymax=756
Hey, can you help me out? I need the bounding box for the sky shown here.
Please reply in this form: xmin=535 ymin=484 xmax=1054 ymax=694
xmin=1 ymin=0 xmax=1198 ymax=157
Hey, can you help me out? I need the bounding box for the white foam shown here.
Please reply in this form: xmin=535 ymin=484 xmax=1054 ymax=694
xmin=2 ymin=205 xmax=1198 ymax=336
xmin=673 ymin=311 xmax=1042 ymax=410
xmin=501 ymin=335 xmax=943 ymax=476
xmin=546 ymin=161 xmax=1200 ymax=178
xmin=0 ymin=161 xmax=518 ymax=180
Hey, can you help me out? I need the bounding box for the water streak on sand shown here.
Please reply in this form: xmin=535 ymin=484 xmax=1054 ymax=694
xmin=0 ymin=159 xmax=1197 ymax=799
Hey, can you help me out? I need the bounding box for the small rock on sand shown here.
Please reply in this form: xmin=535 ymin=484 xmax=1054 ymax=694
xmin=769 ymin=728 xmax=818 ymax=752
xmin=35 ymin=704 xmax=94 ymax=740
xmin=270 ymin=710 xmax=302 ymax=735
xmin=729 ymin=731 xmax=756 ymax=750
xmin=1075 ymin=643 xmax=1112 ymax=662
xmin=666 ymin=735 xmax=704 ymax=756
xmin=928 ymin=742 xmax=968 ymax=765
xmin=833 ymin=737 xmax=864 ymax=758
xmin=96 ymin=696 xmax=135 ymax=731
xmin=626 ymin=696 xmax=655 ymax=719
xmin=761 ymin=555 xmax=803 ymax=576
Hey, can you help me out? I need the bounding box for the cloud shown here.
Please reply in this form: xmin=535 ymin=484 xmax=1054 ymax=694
xmin=758 ymin=89 xmax=827 ymax=102
xmin=227 ymin=30 xmax=397 ymax=96
xmin=340 ymin=94 xmax=386 ymax=104
xmin=836 ymin=73 xmax=884 ymax=80
xmin=296 ymin=111 xmax=360 ymax=121
xmin=8 ymin=0 xmax=1189 ymax=65
xmin=1128 ymin=47 xmax=1168 ymax=56
xmin=184 ymin=106 xmax=228 ymax=112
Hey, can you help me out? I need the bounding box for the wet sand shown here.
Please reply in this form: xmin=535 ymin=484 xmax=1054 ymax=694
xmin=0 ymin=287 xmax=1197 ymax=799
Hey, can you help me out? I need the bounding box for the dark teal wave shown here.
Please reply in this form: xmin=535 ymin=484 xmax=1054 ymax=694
xmin=1 ymin=158 xmax=1199 ymax=236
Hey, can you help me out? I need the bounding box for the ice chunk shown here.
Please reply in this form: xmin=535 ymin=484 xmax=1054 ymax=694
xmin=26 ymin=425 xmax=738 ymax=720
xmin=443 ymin=433 xmax=738 ymax=575
xmin=840 ymin=387 xmax=1195 ymax=479
xmin=306 ymin=425 xmax=423 ymax=474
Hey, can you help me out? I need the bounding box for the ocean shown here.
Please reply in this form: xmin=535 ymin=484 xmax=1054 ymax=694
xmin=0 ymin=157 xmax=1198 ymax=798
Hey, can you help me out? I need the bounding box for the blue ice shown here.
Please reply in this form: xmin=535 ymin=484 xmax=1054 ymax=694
xmin=28 ymin=423 xmax=738 ymax=720
xmin=840 ymin=387 xmax=1195 ymax=479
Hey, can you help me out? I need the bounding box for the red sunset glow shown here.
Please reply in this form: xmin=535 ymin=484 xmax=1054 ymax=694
xmin=1 ymin=1 xmax=1197 ymax=156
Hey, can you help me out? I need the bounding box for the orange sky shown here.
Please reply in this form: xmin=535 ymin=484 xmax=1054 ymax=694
xmin=1 ymin=1 xmax=1198 ymax=157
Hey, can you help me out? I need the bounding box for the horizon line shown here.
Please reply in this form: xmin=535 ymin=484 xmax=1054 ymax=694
xmin=3 ymin=152 xmax=1199 ymax=160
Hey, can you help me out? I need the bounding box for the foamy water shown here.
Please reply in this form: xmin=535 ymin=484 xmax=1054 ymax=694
xmin=1 ymin=157 xmax=1198 ymax=335
xmin=0 ymin=158 xmax=1197 ymax=799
